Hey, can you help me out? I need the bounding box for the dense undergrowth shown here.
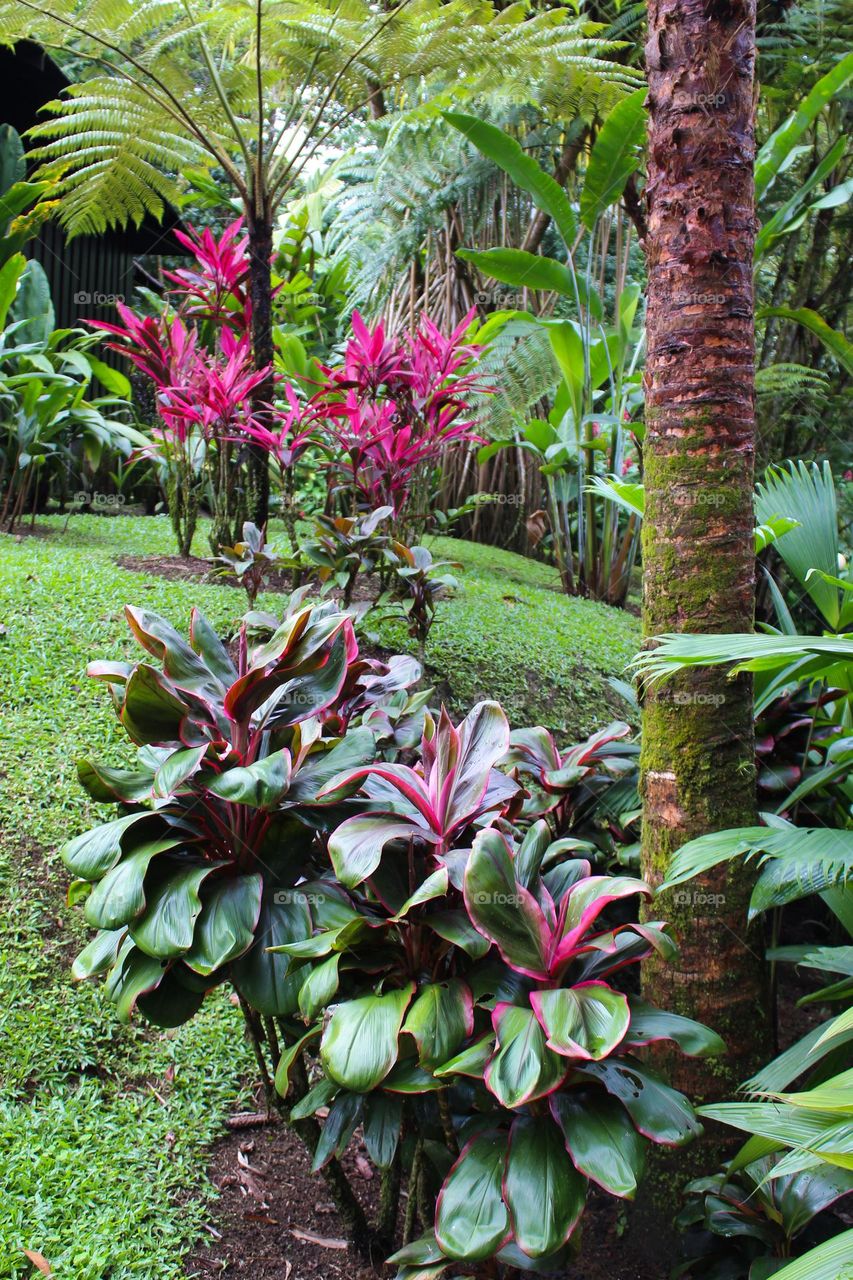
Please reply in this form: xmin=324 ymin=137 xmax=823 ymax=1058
xmin=0 ymin=512 xmax=637 ymax=1278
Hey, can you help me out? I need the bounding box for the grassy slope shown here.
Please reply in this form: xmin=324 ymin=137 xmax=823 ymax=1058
xmin=0 ymin=514 xmax=639 ymax=1279
xmin=381 ymin=534 xmax=640 ymax=737
xmin=0 ymin=515 xmax=255 ymax=1280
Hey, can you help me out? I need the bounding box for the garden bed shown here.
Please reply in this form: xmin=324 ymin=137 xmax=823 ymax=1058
xmin=0 ymin=513 xmax=639 ymax=1278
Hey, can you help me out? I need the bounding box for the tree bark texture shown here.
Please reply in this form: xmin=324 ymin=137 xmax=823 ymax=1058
xmin=637 ymin=0 xmax=771 ymax=1229
xmin=247 ymin=212 xmax=274 ymax=528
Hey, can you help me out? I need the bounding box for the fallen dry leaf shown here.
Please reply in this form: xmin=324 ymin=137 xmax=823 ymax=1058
xmin=290 ymin=1228 xmax=348 ymax=1250
xmin=23 ymin=1252 xmax=53 ymax=1277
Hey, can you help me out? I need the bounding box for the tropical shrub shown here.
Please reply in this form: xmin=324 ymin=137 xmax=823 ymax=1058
xmin=272 ymin=704 xmax=721 ymax=1273
xmin=215 ymin=521 xmax=283 ymax=607
xmin=314 ymin=310 xmax=489 ymax=533
xmin=661 ymin=821 xmax=853 ymax=1280
xmin=379 ymin=541 xmax=462 ymax=662
xmin=61 ymin=590 xmax=714 ymax=1272
xmin=300 ymin=504 xmax=395 ymax=606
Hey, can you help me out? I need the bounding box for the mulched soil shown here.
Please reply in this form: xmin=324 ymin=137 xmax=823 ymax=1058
xmin=189 ymin=943 xmax=835 ymax=1280
xmin=188 ymin=1096 xmax=654 ymax=1280
xmin=116 ymin=553 xmax=381 ymax=605
xmin=187 ymin=1108 xmax=381 ymax=1280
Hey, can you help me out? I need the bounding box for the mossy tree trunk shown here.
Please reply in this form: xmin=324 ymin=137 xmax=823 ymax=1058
xmin=636 ymin=0 xmax=771 ymax=1241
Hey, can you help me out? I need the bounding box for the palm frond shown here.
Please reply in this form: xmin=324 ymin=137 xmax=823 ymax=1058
xmin=754 ymin=460 xmax=841 ymax=627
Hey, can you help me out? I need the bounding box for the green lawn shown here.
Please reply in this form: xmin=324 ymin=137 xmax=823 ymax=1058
xmin=0 ymin=513 xmax=639 ymax=1279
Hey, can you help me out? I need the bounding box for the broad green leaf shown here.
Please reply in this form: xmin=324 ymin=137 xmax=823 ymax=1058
xmin=130 ymin=862 xmax=218 ymax=958
xmin=207 ymin=749 xmax=291 ymax=808
xmin=551 ymin=1089 xmax=646 ymax=1198
xmin=531 ymin=983 xmax=630 ymax=1059
xmin=625 ymin=998 xmax=726 ymax=1057
xmin=184 ymin=873 xmax=263 ymax=975
xmin=62 ymin=812 xmax=159 ymax=880
xmin=71 ymin=928 xmax=126 ymax=981
xmin=755 ymin=53 xmax=853 ymax=199
xmin=321 ymin=984 xmax=414 ymax=1092
xmin=189 ymin=607 xmax=236 ymax=687
xmin=434 ymin=1035 xmax=495 ymax=1080
xmin=435 ymin=1132 xmax=510 ymax=1261
xmin=328 ymin=813 xmax=430 ymax=889
xmin=427 ymin=910 xmax=491 ymax=959
xmin=153 ymin=744 xmax=207 ymax=799
xmin=757 ymin=307 xmax=853 ymax=378
xmin=390 ymin=866 xmax=449 ymax=921
xmin=578 ymin=1058 xmax=702 ymax=1147
xmin=231 ymin=889 xmax=311 ymax=1016
xmin=84 ymin=838 xmax=180 ymax=930
xmin=298 ymin=952 xmax=340 ymax=1021
xmin=580 ymin=89 xmax=647 ymax=229
xmin=362 ymin=1093 xmax=404 ymax=1168
xmin=485 ymin=1004 xmax=566 ymax=1108
xmin=456 ymin=247 xmax=576 ymax=296
xmin=504 ymin=1116 xmax=586 ymax=1256
xmin=120 ymin=664 xmax=189 ymax=745
xmin=76 ymin=758 xmax=155 ymax=804
xmin=464 ymin=829 xmax=549 ymax=978
xmin=274 ymin=1026 xmax=322 ymax=1098
xmin=444 ymin=112 xmax=577 ymax=245
xmin=85 ymin=355 xmax=131 ymax=398
xmin=766 ymin=1230 xmax=853 ymax=1280
xmin=0 ymin=252 xmax=25 ymax=328
xmin=403 ymin=979 xmax=474 ymax=1069
xmin=104 ymin=943 xmax=167 ymax=1023
xmin=311 ymin=1091 xmax=362 ymax=1171
xmin=135 ymin=965 xmax=205 ymax=1028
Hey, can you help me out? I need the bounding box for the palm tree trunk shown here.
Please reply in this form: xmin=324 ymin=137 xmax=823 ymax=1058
xmin=246 ymin=209 xmax=274 ymax=529
xmin=635 ymin=0 xmax=771 ymax=1243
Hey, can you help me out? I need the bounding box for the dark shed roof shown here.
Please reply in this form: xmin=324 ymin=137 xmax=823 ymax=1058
xmin=1 ymin=39 xmax=189 ymax=255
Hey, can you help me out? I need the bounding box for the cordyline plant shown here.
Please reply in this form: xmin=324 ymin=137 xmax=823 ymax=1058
xmin=63 ymin=598 xmax=716 ymax=1274
xmin=63 ymin=593 xmax=425 ymax=1248
xmin=314 ymin=310 xmax=490 ymax=535
xmin=268 ymin=702 xmax=724 ymax=1276
xmin=93 ymin=219 xmax=280 ymax=554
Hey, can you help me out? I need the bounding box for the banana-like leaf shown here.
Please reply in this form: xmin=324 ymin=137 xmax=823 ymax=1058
xmin=299 ymin=952 xmax=341 ymax=1021
xmin=755 ymin=52 xmax=853 ymax=199
xmin=757 ymin=307 xmax=853 ymax=378
xmin=624 ymin=998 xmax=726 ymax=1057
xmin=62 ymin=811 xmax=160 ymax=880
xmin=580 ymin=88 xmax=647 ymax=230
xmin=444 ymin=112 xmax=577 ymax=245
xmin=456 ymin=247 xmax=575 ymax=296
